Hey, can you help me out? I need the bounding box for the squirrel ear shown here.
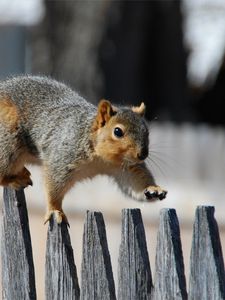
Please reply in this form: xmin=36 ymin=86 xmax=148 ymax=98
xmin=96 ymin=99 xmax=116 ymax=128
xmin=132 ymin=102 xmax=146 ymax=116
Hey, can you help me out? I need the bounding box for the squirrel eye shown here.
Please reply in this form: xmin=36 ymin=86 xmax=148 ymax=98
xmin=114 ymin=127 xmax=124 ymax=138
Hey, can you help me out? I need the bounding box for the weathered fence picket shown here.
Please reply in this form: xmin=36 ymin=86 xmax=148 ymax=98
xmin=1 ymin=188 xmax=36 ymax=300
xmin=118 ymin=208 xmax=152 ymax=300
xmin=153 ymin=208 xmax=187 ymax=300
xmin=189 ymin=206 xmax=225 ymax=300
xmin=1 ymin=187 xmax=225 ymax=300
xmin=80 ymin=211 xmax=116 ymax=300
xmin=45 ymin=215 xmax=80 ymax=300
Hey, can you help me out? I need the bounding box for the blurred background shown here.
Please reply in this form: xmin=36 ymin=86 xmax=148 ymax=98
xmin=1 ymin=0 xmax=225 ymax=298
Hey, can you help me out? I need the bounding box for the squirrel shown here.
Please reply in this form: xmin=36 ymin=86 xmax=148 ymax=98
xmin=0 ymin=75 xmax=167 ymax=224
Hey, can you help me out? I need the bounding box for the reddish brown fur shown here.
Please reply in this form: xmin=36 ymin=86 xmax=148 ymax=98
xmin=95 ymin=131 xmax=139 ymax=165
xmin=128 ymin=164 xmax=153 ymax=191
xmin=1 ymin=167 xmax=32 ymax=189
xmin=0 ymin=96 xmax=19 ymax=130
xmin=0 ymin=97 xmax=34 ymax=188
xmin=92 ymin=99 xmax=115 ymax=132
xmin=91 ymin=101 xmax=141 ymax=165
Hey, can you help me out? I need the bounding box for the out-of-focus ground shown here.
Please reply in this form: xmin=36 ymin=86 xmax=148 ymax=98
xmin=1 ymin=123 xmax=225 ymax=299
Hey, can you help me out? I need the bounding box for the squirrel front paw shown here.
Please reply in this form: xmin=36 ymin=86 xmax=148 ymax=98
xmin=144 ymin=186 xmax=167 ymax=201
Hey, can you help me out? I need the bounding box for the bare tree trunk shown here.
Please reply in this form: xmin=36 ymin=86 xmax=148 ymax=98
xmin=29 ymin=0 xmax=109 ymax=102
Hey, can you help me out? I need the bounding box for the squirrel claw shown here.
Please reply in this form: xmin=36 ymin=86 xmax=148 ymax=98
xmin=144 ymin=186 xmax=167 ymax=201
xmin=44 ymin=210 xmax=70 ymax=227
xmin=28 ymin=179 xmax=33 ymax=186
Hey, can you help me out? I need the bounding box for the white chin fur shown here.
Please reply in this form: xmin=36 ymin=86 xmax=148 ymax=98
xmin=130 ymin=188 xmax=145 ymax=201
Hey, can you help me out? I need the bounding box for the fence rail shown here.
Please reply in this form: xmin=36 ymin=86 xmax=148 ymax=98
xmin=1 ymin=187 xmax=225 ymax=299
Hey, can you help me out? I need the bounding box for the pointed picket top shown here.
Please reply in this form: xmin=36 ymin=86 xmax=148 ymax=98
xmin=80 ymin=211 xmax=116 ymax=300
xmin=118 ymin=208 xmax=152 ymax=300
xmin=1 ymin=187 xmax=36 ymax=300
xmin=45 ymin=215 xmax=80 ymax=300
xmin=189 ymin=206 xmax=225 ymax=300
xmin=153 ymin=208 xmax=187 ymax=300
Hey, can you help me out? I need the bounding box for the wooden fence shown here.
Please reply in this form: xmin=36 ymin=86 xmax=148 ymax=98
xmin=1 ymin=187 xmax=225 ymax=299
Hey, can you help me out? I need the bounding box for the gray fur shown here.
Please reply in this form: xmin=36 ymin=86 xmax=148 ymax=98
xmin=0 ymin=75 xmax=166 ymax=219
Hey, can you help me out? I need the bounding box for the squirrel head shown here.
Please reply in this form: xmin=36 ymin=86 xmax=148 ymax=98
xmin=91 ymin=100 xmax=149 ymax=166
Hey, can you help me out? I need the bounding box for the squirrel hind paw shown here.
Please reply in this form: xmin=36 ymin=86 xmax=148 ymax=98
xmin=44 ymin=210 xmax=70 ymax=227
xmin=3 ymin=171 xmax=33 ymax=190
xmin=8 ymin=180 xmax=32 ymax=190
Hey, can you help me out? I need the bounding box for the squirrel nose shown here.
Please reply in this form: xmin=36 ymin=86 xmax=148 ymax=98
xmin=137 ymin=149 xmax=148 ymax=161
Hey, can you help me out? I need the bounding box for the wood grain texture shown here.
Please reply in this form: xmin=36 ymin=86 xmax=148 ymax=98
xmin=1 ymin=187 xmax=36 ymax=300
xmin=189 ymin=206 xmax=225 ymax=300
xmin=118 ymin=208 xmax=152 ymax=300
xmin=2 ymin=190 xmax=225 ymax=300
xmin=45 ymin=216 xmax=80 ymax=300
xmin=153 ymin=208 xmax=187 ymax=300
xmin=80 ymin=211 xmax=116 ymax=300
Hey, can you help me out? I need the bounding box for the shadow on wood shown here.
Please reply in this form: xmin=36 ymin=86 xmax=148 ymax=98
xmin=189 ymin=206 xmax=225 ymax=300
